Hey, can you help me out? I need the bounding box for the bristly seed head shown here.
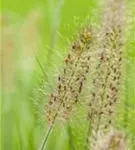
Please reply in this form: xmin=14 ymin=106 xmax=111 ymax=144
xmin=87 ymin=0 xmax=126 ymax=149
xmin=46 ymin=26 xmax=95 ymax=125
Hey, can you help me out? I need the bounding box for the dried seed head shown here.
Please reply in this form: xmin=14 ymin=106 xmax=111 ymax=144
xmin=87 ymin=0 xmax=126 ymax=149
xmin=46 ymin=26 xmax=95 ymax=125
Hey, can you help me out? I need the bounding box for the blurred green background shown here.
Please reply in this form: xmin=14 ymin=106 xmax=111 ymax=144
xmin=1 ymin=0 xmax=135 ymax=150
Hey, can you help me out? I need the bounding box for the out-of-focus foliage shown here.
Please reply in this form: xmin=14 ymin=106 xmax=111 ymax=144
xmin=1 ymin=0 xmax=135 ymax=150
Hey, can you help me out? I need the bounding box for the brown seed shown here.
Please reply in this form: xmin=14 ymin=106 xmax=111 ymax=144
xmin=72 ymin=45 xmax=75 ymax=49
xmin=89 ymin=103 xmax=92 ymax=106
xmin=108 ymin=71 xmax=111 ymax=76
xmin=112 ymin=87 xmax=117 ymax=91
xmin=58 ymin=76 xmax=61 ymax=81
xmin=54 ymin=97 xmax=56 ymax=101
xmin=113 ymin=76 xmax=117 ymax=80
xmin=109 ymin=110 xmax=113 ymax=114
xmin=72 ymin=41 xmax=83 ymax=51
xmin=49 ymin=101 xmax=53 ymax=105
xmin=104 ymin=104 xmax=108 ymax=107
xmin=72 ymin=90 xmax=75 ymax=93
xmin=75 ymin=99 xmax=78 ymax=103
xmin=106 ymin=95 xmax=109 ymax=98
xmin=64 ymin=86 xmax=66 ymax=90
xmin=108 ymin=120 xmax=112 ymax=124
xmin=76 ymin=77 xmax=80 ymax=81
xmin=104 ymin=125 xmax=108 ymax=129
xmin=109 ymin=102 xmax=113 ymax=106
xmin=100 ymin=55 xmax=104 ymax=61
xmin=114 ymin=68 xmax=117 ymax=73
xmin=106 ymin=32 xmax=109 ymax=36
xmin=75 ymin=95 xmax=78 ymax=100
xmin=80 ymin=81 xmax=83 ymax=90
xmin=86 ymin=69 xmax=89 ymax=73
xmin=66 ymin=106 xmax=72 ymax=111
xmin=92 ymin=92 xmax=95 ymax=97
xmin=64 ymin=58 xmax=69 ymax=64
xmin=88 ymin=56 xmax=90 ymax=60
xmin=58 ymin=84 xmax=61 ymax=89
xmin=119 ymin=57 xmax=122 ymax=62
xmin=99 ymin=111 xmax=104 ymax=115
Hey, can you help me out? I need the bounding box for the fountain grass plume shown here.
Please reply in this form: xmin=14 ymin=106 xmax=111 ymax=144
xmin=86 ymin=0 xmax=126 ymax=149
xmin=94 ymin=129 xmax=129 ymax=150
xmin=39 ymin=25 xmax=98 ymax=150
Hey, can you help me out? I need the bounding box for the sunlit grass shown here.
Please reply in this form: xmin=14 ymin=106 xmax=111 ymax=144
xmin=1 ymin=0 xmax=135 ymax=150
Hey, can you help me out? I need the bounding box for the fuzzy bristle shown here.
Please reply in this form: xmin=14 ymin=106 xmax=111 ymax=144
xmin=87 ymin=0 xmax=126 ymax=149
xmin=46 ymin=26 xmax=96 ymax=125
xmin=94 ymin=129 xmax=129 ymax=150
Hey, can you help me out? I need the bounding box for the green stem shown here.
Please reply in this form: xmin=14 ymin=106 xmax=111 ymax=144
xmin=39 ymin=50 xmax=84 ymax=150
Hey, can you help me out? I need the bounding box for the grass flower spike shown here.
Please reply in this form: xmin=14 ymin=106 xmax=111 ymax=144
xmin=87 ymin=0 xmax=126 ymax=149
xmin=94 ymin=129 xmax=129 ymax=150
xmin=40 ymin=26 xmax=97 ymax=150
